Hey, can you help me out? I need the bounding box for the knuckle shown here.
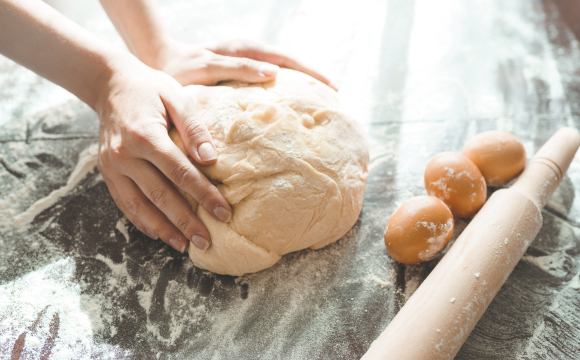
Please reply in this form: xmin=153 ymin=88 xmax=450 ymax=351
xmin=108 ymin=141 xmax=125 ymax=158
xmin=170 ymin=164 xmax=192 ymax=187
xmin=107 ymin=140 xmax=126 ymax=162
xmin=149 ymin=187 xmax=168 ymax=208
xmin=237 ymin=58 xmax=253 ymax=71
xmin=130 ymin=127 xmax=154 ymax=147
xmin=124 ymin=197 xmax=141 ymax=215
xmin=183 ymin=119 xmax=207 ymax=141
xmin=176 ymin=217 xmax=191 ymax=233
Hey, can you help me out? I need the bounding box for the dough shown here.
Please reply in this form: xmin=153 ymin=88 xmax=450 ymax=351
xmin=169 ymin=69 xmax=368 ymax=276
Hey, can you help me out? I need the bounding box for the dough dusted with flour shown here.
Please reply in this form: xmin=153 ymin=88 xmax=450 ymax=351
xmin=169 ymin=69 xmax=368 ymax=276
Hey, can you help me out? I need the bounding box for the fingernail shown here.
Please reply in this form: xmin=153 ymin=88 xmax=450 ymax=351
xmin=259 ymin=63 xmax=279 ymax=77
xmin=192 ymin=235 xmax=210 ymax=252
xmin=169 ymin=238 xmax=186 ymax=253
xmin=213 ymin=205 xmax=231 ymax=222
xmin=198 ymin=142 xmax=217 ymax=162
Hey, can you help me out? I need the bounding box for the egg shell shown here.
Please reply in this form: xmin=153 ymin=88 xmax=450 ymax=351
xmin=424 ymin=152 xmax=486 ymax=218
xmin=462 ymin=130 xmax=526 ymax=186
xmin=384 ymin=196 xmax=454 ymax=264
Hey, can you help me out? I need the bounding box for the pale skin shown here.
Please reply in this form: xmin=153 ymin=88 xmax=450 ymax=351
xmin=0 ymin=0 xmax=335 ymax=253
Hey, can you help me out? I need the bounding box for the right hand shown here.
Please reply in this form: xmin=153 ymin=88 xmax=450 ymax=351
xmin=153 ymin=38 xmax=338 ymax=90
xmin=94 ymin=54 xmax=231 ymax=253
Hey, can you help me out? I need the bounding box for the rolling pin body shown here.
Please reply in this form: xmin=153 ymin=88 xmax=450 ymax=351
xmin=363 ymin=128 xmax=580 ymax=360
xmin=363 ymin=189 xmax=542 ymax=359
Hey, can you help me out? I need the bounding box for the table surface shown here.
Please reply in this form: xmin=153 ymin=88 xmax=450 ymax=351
xmin=1 ymin=0 xmax=580 ymax=359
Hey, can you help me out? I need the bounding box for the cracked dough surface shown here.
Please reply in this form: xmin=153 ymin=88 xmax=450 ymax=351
xmin=169 ymin=69 xmax=368 ymax=276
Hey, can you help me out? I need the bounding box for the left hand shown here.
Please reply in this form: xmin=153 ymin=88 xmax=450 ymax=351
xmin=153 ymin=38 xmax=337 ymax=90
xmin=94 ymin=55 xmax=232 ymax=253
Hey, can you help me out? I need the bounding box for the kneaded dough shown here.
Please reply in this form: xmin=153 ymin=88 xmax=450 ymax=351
xmin=169 ymin=69 xmax=369 ymax=276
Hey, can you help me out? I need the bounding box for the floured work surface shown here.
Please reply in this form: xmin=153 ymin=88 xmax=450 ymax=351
xmin=1 ymin=0 xmax=580 ymax=359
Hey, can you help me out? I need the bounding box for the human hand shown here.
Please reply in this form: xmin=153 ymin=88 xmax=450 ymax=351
xmin=94 ymin=54 xmax=231 ymax=253
xmin=154 ymin=38 xmax=338 ymax=90
xmin=98 ymin=0 xmax=336 ymax=88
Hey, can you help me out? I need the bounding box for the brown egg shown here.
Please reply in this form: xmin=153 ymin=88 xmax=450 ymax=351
xmin=424 ymin=152 xmax=486 ymax=218
xmin=462 ymin=130 xmax=526 ymax=186
xmin=384 ymin=196 xmax=454 ymax=264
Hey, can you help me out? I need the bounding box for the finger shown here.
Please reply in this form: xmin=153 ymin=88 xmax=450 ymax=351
xmin=203 ymin=55 xmax=280 ymax=84
xmin=208 ymin=40 xmax=337 ymax=90
xmin=255 ymin=52 xmax=336 ymax=91
xmin=161 ymin=89 xmax=219 ymax=165
xmin=107 ymin=173 xmax=197 ymax=252
xmin=102 ymin=175 xmax=150 ymax=238
xmin=126 ymin=158 xmax=216 ymax=252
xmin=146 ymin=131 xmax=232 ymax=223
xmin=270 ymin=55 xmax=337 ymax=91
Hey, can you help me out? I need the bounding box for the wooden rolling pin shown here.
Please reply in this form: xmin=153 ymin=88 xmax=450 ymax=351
xmin=362 ymin=127 xmax=580 ymax=360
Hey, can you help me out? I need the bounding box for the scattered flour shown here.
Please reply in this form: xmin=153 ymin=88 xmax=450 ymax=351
xmin=137 ymin=289 xmax=155 ymax=314
xmin=13 ymin=144 xmax=99 ymax=229
xmin=519 ymin=320 xmax=547 ymax=359
xmin=0 ymin=1 xmax=579 ymax=358
xmin=0 ymin=258 xmax=126 ymax=357
xmin=368 ymin=275 xmax=392 ymax=288
xmin=94 ymin=254 xmax=132 ymax=285
xmin=522 ymin=251 xmax=570 ymax=277
xmin=569 ymin=273 xmax=580 ymax=290
xmin=548 ymin=297 xmax=559 ymax=312
xmin=115 ymin=218 xmax=130 ymax=242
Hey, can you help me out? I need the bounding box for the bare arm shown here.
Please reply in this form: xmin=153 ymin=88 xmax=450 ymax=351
xmin=0 ymin=0 xmax=116 ymax=108
xmin=98 ymin=0 xmax=169 ymax=70
xmin=99 ymin=0 xmax=337 ymax=89
xmin=0 ymin=0 xmax=232 ymax=252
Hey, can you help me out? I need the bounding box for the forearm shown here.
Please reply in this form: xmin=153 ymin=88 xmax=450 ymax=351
xmin=0 ymin=0 xmax=128 ymax=109
xmin=99 ymin=0 xmax=171 ymax=69
xmin=98 ymin=0 xmax=334 ymax=89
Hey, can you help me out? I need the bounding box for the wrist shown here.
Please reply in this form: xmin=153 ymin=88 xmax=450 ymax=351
xmin=91 ymin=50 xmax=141 ymax=115
xmin=128 ymin=31 xmax=177 ymax=72
xmin=146 ymin=37 xmax=181 ymax=71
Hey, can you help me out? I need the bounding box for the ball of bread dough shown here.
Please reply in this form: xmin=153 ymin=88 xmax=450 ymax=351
xmin=169 ymin=69 xmax=369 ymax=276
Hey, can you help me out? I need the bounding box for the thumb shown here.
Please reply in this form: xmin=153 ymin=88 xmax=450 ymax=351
xmin=162 ymin=89 xmax=218 ymax=165
xmin=207 ymin=55 xmax=280 ymax=83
